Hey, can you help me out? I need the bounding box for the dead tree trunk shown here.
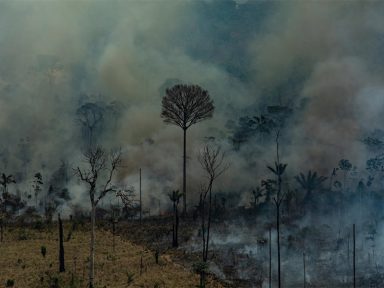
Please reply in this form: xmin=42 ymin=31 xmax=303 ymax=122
xmin=172 ymin=198 xmax=179 ymax=248
xmin=59 ymin=214 xmax=65 ymax=272
xmin=139 ymin=168 xmax=142 ymax=225
xmin=0 ymin=220 xmax=3 ymax=242
xmin=303 ymin=252 xmax=306 ymax=288
xmin=353 ymin=224 xmax=356 ymax=288
xmin=169 ymin=190 xmax=181 ymax=248
xmin=89 ymin=204 xmax=96 ymax=288
xmin=183 ymin=128 xmax=187 ymax=215
xmin=269 ymin=226 xmax=272 ymax=288
xmin=198 ymin=145 xmax=227 ymax=288
xmin=112 ymin=219 xmax=116 ymax=253
xmin=276 ymin=200 xmax=281 ymax=288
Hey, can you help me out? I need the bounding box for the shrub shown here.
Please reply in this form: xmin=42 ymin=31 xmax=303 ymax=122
xmin=41 ymin=246 xmax=47 ymax=258
xmin=17 ymin=229 xmax=28 ymax=240
xmin=126 ymin=271 xmax=135 ymax=285
xmin=192 ymin=261 xmax=208 ymax=274
xmin=34 ymin=220 xmax=44 ymax=230
xmin=6 ymin=279 xmax=15 ymax=287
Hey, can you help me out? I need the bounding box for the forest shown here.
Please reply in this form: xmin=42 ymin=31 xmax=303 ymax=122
xmin=1 ymin=1 xmax=384 ymax=288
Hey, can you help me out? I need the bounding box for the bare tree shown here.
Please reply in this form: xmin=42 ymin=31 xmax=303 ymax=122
xmin=116 ymin=186 xmax=138 ymax=220
xmin=32 ymin=172 xmax=43 ymax=208
xmin=198 ymin=144 xmax=228 ymax=288
xmin=161 ymin=84 xmax=214 ymax=214
xmin=58 ymin=213 xmax=65 ymax=273
xmin=76 ymin=103 xmax=105 ymax=148
xmin=74 ymin=146 xmax=122 ymax=288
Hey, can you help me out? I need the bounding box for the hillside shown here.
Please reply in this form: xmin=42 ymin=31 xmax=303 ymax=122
xmin=0 ymin=224 xmax=223 ymax=288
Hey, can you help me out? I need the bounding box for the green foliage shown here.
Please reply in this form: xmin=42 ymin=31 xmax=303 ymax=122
xmin=338 ymin=159 xmax=352 ymax=171
xmin=42 ymin=271 xmax=62 ymax=288
xmin=168 ymin=190 xmax=182 ymax=203
xmin=294 ymin=170 xmax=327 ymax=193
xmin=126 ymin=271 xmax=135 ymax=285
xmin=69 ymin=274 xmax=83 ymax=288
xmin=17 ymin=229 xmax=28 ymax=240
xmin=231 ymin=114 xmax=277 ymax=145
xmin=251 ymin=186 xmax=264 ymax=207
xmin=192 ymin=261 xmax=208 ymax=274
xmin=106 ymin=253 xmax=117 ymax=261
xmin=34 ymin=220 xmax=45 ymax=230
xmin=153 ymin=281 xmax=165 ymax=288
xmin=366 ymin=155 xmax=384 ymax=172
xmin=0 ymin=173 xmax=16 ymax=193
xmin=267 ymin=162 xmax=287 ymax=176
xmin=261 ymin=179 xmax=276 ymax=202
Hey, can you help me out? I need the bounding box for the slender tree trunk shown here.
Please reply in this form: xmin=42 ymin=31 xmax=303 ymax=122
xmin=175 ymin=204 xmax=179 ymax=247
xmin=112 ymin=220 xmax=115 ymax=253
xmin=347 ymin=234 xmax=350 ymax=270
xmin=275 ymin=130 xmax=282 ymax=288
xmin=89 ymin=204 xmax=96 ymax=288
xmin=201 ymin=194 xmax=206 ymax=260
xmin=139 ymin=168 xmax=142 ymax=225
xmin=303 ymin=252 xmax=306 ymax=288
xmin=353 ymin=224 xmax=356 ymax=288
xmin=200 ymin=192 xmax=206 ymax=288
xmin=205 ymin=182 xmax=213 ymax=261
xmin=269 ymin=227 xmax=272 ymax=288
xmin=59 ymin=214 xmax=65 ymax=272
xmin=172 ymin=201 xmax=175 ymax=247
xmin=0 ymin=221 xmax=3 ymax=242
xmin=172 ymin=200 xmax=178 ymax=248
xmin=200 ymin=271 xmax=206 ymax=288
xmin=277 ymin=202 xmax=281 ymax=288
xmin=183 ymin=128 xmax=187 ymax=215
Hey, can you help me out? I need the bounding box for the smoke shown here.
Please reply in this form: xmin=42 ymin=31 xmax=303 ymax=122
xmin=3 ymin=1 xmax=384 ymax=286
xmin=247 ymin=0 xmax=384 ymax=174
xmin=1 ymin=0 xmax=384 ymax=212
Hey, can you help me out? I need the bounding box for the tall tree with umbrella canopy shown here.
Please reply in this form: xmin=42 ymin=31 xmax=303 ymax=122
xmin=161 ymin=84 xmax=214 ymax=215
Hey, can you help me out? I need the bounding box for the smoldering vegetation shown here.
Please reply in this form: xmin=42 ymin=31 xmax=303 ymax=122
xmin=1 ymin=0 xmax=384 ymax=287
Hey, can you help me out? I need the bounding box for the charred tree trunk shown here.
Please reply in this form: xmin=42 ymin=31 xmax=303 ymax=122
xmin=0 ymin=220 xmax=3 ymax=243
xmin=200 ymin=192 xmax=206 ymax=288
xmin=175 ymin=204 xmax=179 ymax=247
xmin=112 ymin=219 xmax=116 ymax=253
xmin=204 ymin=183 xmax=212 ymax=262
xmin=89 ymin=204 xmax=96 ymax=288
xmin=303 ymin=252 xmax=306 ymax=288
xmin=172 ymin=199 xmax=179 ymax=248
xmin=276 ymin=201 xmax=281 ymax=288
xmin=200 ymin=271 xmax=206 ymax=288
xmin=139 ymin=168 xmax=142 ymax=225
xmin=353 ymin=224 xmax=356 ymax=288
xmin=183 ymin=128 xmax=187 ymax=215
xmin=269 ymin=226 xmax=272 ymax=288
xmin=200 ymin=181 xmax=214 ymax=288
xmin=59 ymin=214 xmax=65 ymax=273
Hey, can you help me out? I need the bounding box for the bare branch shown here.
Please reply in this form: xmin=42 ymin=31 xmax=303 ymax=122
xmin=75 ymin=146 xmax=123 ymax=206
xmin=198 ymin=144 xmax=229 ymax=181
xmin=161 ymin=84 xmax=214 ymax=130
